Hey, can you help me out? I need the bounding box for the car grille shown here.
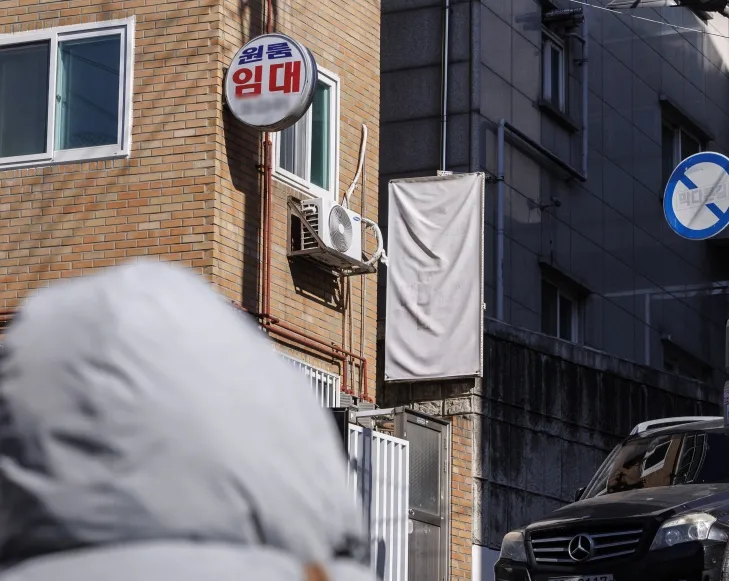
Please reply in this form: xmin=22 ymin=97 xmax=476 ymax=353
xmin=529 ymin=526 xmax=644 ymax=565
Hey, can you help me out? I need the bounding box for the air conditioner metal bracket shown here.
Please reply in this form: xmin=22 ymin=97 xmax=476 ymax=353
xmin=287 ymin=197 xmax=376 ymax=277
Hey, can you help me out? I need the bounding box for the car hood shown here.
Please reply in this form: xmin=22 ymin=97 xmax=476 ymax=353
xmin=528 ymin=484 xmax=729 ymax=530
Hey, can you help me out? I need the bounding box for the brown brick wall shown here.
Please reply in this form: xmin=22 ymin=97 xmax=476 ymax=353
xmin=451 ymin=414 xmax=474 ymax=581
xmin=0 ymin=0 xmax=219 ymax=295
xmin=0 ymin=0 xmax=380 ymax=398
xmin=380 ymin=381 xmax=476 ymax=581
xmin=215 ymin=0 xmax=380 ymax=397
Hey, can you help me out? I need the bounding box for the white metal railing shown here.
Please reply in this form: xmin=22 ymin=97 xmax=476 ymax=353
xmin=347 ymin=424 xmax=409 ymax=581
xmin=281 ymin=353 xmax=341 ymax=408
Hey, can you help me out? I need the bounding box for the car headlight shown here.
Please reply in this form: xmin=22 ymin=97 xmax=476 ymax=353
xmin=499 ymin=530 xmax=527 ymax=562
xmin=650 ymin=512 xmax=716 ymax=550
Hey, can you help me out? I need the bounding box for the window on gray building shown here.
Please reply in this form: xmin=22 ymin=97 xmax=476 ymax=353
xmin=662 ymin=121 xmax=702 ymax=186
xmin=541 ymin=279 xmax=579 ymax=342
xmin=542 ymin=30 xmax=566 ymax=113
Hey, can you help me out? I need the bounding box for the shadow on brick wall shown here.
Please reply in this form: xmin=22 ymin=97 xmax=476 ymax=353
xmin=222 ymin=0 xmax=266 ymax=310
xmin=288 ymin=257 xmax=345 ymax=311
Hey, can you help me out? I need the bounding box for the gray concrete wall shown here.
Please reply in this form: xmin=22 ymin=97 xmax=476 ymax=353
xmin=379 ymin=0 xmax=729 ymax=382
xmin=378 ymin=0 xmax=475 ymax=318
xmin=381 ymin=319 xmax=721 ymax=552
xmin=477 ymin=318 xmax=720 ymax=550
xmin=477 ymin=0 xmax=729 ymax=380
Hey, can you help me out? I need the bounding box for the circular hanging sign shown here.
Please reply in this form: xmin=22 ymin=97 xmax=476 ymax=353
xmin=224 ymin=33 xmax=318 ymax=132
xmin=663 ymin=151 xmax=729 ymax=241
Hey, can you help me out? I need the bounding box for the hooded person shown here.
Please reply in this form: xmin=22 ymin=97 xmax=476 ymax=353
xmin=0 ymin=261 xmax=376 ymax=581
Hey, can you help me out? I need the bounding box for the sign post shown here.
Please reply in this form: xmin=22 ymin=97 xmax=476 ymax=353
xmin=224 ymin=33 xmax=318 ymax=132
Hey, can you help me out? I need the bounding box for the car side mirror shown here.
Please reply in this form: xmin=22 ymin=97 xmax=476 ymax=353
xmin=574 ymin=487 xmax=585 ymax=502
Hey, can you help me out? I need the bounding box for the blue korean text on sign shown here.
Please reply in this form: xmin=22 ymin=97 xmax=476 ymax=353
xmin=663 ymin=151 xmax=729 ymax=240
xmin=224 ymin=33 xmax=317 ymax=132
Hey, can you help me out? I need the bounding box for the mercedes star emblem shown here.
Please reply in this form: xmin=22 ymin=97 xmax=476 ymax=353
xmin=567 ymin=534 xmax=593 ymax=561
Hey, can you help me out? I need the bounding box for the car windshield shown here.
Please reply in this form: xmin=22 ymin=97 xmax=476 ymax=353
xmin=582 ymin=430 xmax=729 ymax=500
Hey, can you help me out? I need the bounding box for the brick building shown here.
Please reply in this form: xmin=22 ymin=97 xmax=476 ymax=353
xmin=0 ymin=0 xmax=380 ymax=399
xmin=0 ymin=1 xmax=477 ymax=580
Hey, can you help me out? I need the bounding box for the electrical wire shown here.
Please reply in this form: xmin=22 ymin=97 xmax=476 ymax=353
xmin=567 ymin=0 xmax=729 ymax=38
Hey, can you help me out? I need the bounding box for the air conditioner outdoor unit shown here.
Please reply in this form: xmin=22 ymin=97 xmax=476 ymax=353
xmin=300 ymin=198 xmax=363 ymax=262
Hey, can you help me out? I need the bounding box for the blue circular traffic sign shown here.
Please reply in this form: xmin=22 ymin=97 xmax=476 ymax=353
xmin=663 ymin=151 xmax=729 ymax=241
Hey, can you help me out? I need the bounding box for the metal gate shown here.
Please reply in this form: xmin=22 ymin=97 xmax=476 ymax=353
xmin=280 ymin=353 xmax=341 ymax=407
xmin=395 ymin=410 xmax=450 ymax=581
xmin=347 ymin=424 xmax=410 ymax=581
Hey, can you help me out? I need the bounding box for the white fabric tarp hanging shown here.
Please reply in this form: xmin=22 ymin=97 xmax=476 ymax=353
xmin=384 ymin=173 xmax=485 ymax=382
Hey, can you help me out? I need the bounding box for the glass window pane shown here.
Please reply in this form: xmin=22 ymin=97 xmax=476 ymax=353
xmin=559 ymin=294 xmax=573 ymax=341
xmin=279 ymin=124 xmax=296 ymax=174
xmin=542 ymin=41 xmax=550 ymax=100
xmin=550 ymin=45 xmax=562 ymax=109
xmin=680 ymin=130 xmax=700 ymax=160
xmin=310 ymin=82 xmax=331 ymax=190
xmin=407 ymin=422 xmax=441 ymax=515
xmin=279 ymin=116 xmax=308 ymax=180
xmin=0 ymin=42 xmax=50 ymax=158
xmin=56 ymin=35 xmax=121 ymax=151
xmin=541 ymin=280 xmax=558 ymax=336
xmin=662 ymin=124 xmax=676 ymax=186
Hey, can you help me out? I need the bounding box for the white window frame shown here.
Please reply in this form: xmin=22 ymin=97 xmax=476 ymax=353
xmin=542 ymin=29 xmax=566 ymax=113
xmin=542 ymin=279 xmax=580 ymax=343
xmin=273 ymin=66 xmax=340 ymax=200
xmin=0 ymin=17 xmax=135 ymax=170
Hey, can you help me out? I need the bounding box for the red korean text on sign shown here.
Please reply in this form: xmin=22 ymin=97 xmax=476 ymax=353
xmin=232 ymin=66 xmax=263 ymax=98
xmin=268 ymin=61 xmax=302 ymax=94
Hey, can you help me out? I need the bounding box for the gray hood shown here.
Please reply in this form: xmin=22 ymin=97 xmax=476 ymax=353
xmin=0 ymin=262 xmax=371 ymax=578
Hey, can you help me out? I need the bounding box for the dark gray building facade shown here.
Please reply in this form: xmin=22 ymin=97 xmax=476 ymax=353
xmin=378 ymin=0 xmax=729 ymax=578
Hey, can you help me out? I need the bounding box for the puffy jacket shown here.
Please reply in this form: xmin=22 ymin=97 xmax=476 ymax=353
xmin=0 ymin=262 xmax=375 ymax=581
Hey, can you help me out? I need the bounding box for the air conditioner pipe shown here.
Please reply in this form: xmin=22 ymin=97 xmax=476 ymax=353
xmin=362 ymin=217 xmax=387 ymax=266
xmin=260 ymin=136 xmax=370 ymax=397
xmin=440 ymin=0 xmax=450 ymax=172
xmin=343 ymin=124 xmax=387 ymax=266
xmin=343 ymin=124 xmax=368 ymax=209
xmin=254 ymin=0 xmax=371 ymax=400
xmin=233 ymin=304 xmax=369 ymax=397
xmin=360 ymin=161 xmax=368 ymax=381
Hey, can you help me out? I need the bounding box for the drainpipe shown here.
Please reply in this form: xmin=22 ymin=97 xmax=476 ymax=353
xmin=496 ymin=120 xmax=505 ymax=321
xmin=440 ymin=0 xmax=450 ymax=172
xmin=565 ymin=12 xmax=588 ymax=178
xmin=582 ymin=11 xmax=589 ymax=180
xmin=644 ymin=294 xmax=651 ymax=366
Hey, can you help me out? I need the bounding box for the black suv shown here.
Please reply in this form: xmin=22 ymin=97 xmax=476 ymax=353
xmin=495 ymin=416 xmax=729 ymax=581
